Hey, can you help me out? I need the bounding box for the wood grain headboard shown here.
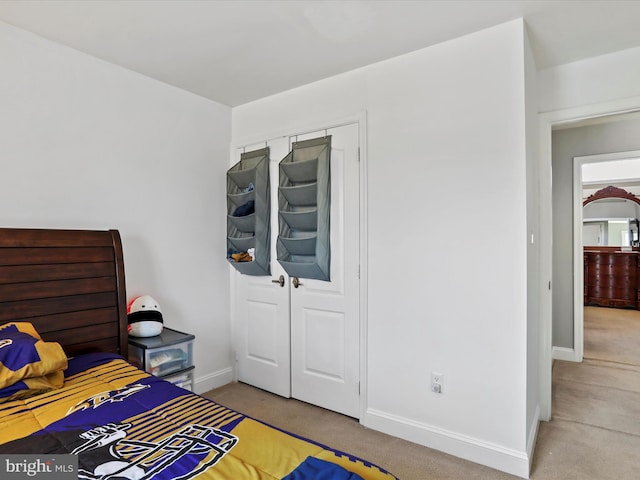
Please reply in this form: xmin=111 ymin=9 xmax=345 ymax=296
xmin=0 ymin=228 xmax=128 ymax=358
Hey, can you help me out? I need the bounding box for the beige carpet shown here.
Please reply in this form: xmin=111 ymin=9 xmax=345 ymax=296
xmin=540 ymin=306 xmax=640 ymax=479
xmin=583 ymin=305 xmax=640 ymax=365
xmin=203 ymin=306 xmax=640 ymax=479
xmin=204 ymin=382 xmax=515 ymax=480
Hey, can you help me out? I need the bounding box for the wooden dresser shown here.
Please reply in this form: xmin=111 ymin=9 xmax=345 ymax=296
xmin=583 ymin=248 xmax=640 ymax=309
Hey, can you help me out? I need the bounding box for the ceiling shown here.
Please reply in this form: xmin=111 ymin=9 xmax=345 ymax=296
xmin=2 ymin=0 xmax=640 ymax=107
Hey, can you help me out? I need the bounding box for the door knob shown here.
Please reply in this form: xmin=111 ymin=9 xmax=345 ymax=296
xmin=271 ymin=275 xmax=285 ymax=287
xmin=292 ymin=277 xmax=303 ymax=288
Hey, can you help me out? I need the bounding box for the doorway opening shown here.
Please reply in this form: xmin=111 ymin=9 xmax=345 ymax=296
xmin=572 ymin=150 xmax=640 ymax=361
xmin=540 ymin=107 xmax=640 ymax=421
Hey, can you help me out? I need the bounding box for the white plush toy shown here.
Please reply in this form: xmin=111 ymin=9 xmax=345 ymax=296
xmin=127 ymin=295 xmax=163 ymax=337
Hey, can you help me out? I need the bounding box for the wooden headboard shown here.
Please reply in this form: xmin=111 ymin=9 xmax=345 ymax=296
xmin=0 ymin=228 xmax=128 ymax=358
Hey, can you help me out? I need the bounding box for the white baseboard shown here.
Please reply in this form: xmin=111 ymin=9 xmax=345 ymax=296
xmin=552 ymin=346 xmax=577 ymax=362
xmin=362 ymin=408 xmax=531 ymax=479
xmin=527 ymin=406 xmax=541 ymax=472
xmin=193 ymin=367 xmax=234 ymax=395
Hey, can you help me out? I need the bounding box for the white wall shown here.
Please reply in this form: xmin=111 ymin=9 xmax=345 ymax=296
xmin=0 ymin=21 xmax=233 ymax=392
xmin=233 ymin=19 xmax=533 ymax=477
xmin=524 ymin=25 xmax=541 ymax=467
xmin=538 ymin=45 xmax=640 ymax=113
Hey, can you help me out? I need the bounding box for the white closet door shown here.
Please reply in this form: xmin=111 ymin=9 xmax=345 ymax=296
xmin=234 ymin=138 xmax=291 ymax=397
xmin=289 ymin=123 xmax=360 ymax=418
xmin=234 ymin=122 xmax=361 ymax=418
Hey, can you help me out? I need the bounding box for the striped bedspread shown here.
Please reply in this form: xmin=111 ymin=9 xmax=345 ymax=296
xmin=0 ymin=353 xmax=397 ymax=479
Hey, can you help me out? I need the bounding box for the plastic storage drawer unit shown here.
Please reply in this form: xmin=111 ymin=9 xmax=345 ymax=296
xmin=163 ymin=366 xmax=195 ymax=391
xmin=128 ymin=328 xmax=195 ymax=388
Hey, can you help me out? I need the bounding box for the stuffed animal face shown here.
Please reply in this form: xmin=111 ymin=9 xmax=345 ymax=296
xmin=127 ymin=295 xmax=163 ymax=337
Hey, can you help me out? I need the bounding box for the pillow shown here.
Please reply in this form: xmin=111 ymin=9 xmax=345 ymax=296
xmin=0 ymin=322 xmax=68 ymax=391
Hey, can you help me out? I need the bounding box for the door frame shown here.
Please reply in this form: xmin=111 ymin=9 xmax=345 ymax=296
xmin=229 ymin=111 xmax=369 ymax=420
xmin=572 ymin=149 xmax=640 ymax=365
xmin=538 ymin=97 xmax=640 ymax=422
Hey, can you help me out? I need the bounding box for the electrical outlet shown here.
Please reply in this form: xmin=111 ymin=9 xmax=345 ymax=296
xmin=431 ymin=372 xmax=444 ymax=394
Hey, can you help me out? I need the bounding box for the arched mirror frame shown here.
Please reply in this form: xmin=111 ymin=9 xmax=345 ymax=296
xmin=583 ymin=185 xmax=640 ymax=248
xmin=583 ymin=185 xmax=640 ymax=206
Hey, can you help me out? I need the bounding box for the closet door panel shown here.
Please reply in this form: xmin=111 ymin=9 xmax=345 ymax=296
xmin=233 ymin=138 xmax=291 ymax=398
xmin=290 ymin=123 xmax=360 ymax=418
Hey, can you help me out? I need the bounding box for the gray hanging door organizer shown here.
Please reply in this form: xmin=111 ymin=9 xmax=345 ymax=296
xmin=277 ymin=136 xmax=331 ymax=281
xmin=227 ymin=147 xmax=270 ymax=276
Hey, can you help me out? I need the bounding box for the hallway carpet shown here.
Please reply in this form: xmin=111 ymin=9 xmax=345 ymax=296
xmin=583 ymin=305 xmax=640 ymax=365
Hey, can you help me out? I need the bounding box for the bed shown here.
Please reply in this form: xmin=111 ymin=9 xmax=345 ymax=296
xmin=0 ymin=228 xmax=397 ymax=479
